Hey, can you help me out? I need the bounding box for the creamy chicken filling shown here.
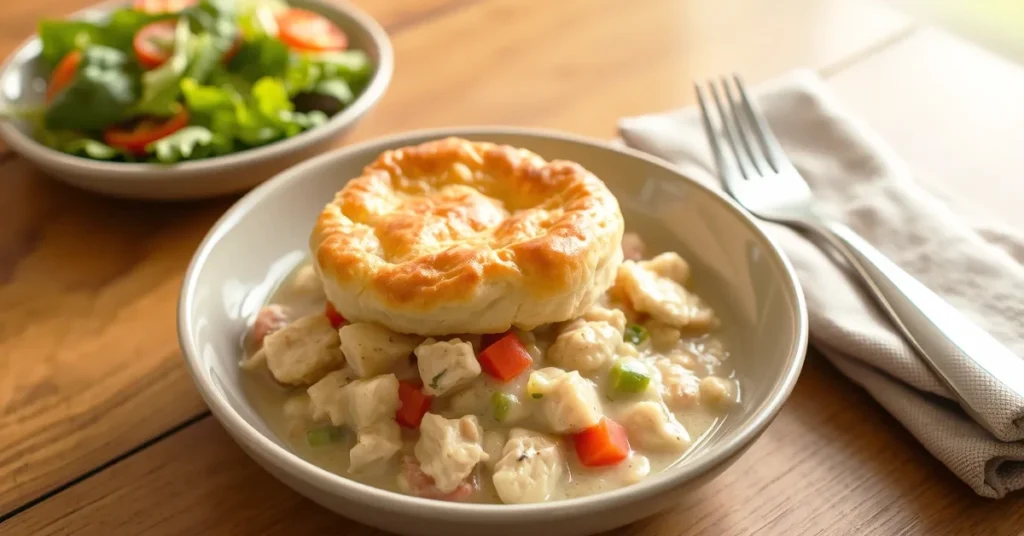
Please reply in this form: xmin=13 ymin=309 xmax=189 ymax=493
xmin=241 ymin=233 xmax=739 ymax=504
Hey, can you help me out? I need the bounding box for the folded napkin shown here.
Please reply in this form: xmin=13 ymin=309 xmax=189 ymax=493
xmin=619 ymin=69 xmax=1024 ymax=499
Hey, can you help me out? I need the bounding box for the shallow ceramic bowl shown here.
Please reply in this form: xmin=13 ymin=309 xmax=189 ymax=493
xmin=177 ymin=127 xmax=808 ymax=536
xmin=0 ymin=0 xmax=392 ymax=200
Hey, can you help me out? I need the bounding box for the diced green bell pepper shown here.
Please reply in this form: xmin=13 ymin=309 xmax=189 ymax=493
xmin=608 ymin=359 xmax=651 ymax=394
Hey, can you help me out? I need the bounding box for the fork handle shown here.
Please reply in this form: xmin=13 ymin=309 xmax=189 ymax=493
xmin=808 ymin=219 xmax=1024 ymax=440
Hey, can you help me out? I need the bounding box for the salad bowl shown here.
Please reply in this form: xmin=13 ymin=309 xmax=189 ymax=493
xmin=0 ymin=0 xmax=393 ymax=200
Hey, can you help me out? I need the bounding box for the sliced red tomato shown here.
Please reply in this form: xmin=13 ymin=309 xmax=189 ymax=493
xmin=573 ymin=418 xmax=631 ymax=467
xmin=103 ymin=107 xmax=190 ymax=156
xmin=275 ymin=8 xmax=348 ymax=52
xmin=324 ymin=302 xmax=345 ymax=329
xmin=134 ymin=20 xmax=178 ymax=69
xmin=133 ymin=0 xmax=197 ymax=14
xmin=477 ymin=332 xmax=533 ymax=382
xmin=396 ymin=381 xmax=433 ymax=429
xmin=46 ymin=50 xmax=83 ymax=103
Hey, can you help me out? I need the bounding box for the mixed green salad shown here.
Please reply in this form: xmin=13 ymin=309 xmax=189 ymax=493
xmin=32 ymin=0 xmax=373 ymax=163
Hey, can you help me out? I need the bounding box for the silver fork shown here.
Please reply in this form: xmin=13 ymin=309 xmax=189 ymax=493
xmin=696 ymin=75 xmax=1024 ymax=440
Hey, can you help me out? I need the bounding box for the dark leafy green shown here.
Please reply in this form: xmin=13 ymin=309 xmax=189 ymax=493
xmin=38 ymin=20 xmax=103 ymax=68
xmin=36 ymin=128 xmax=124 ymax=160
xmin=38 ymin=10 xmax=170 ymax=68
xmin=104 ymin=9 xmax=173 ymax=52
xmin=230 ymin=35 xmax=289 ymax=83
xmin=293 ymin=79 xmax=352 ymax=116
xmin=44 ymin=46 xmax=140 ymax=131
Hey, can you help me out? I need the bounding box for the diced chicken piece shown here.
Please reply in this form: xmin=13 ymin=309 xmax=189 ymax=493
xmin=654 ymin=358 xmax=701 ymax=409
xmin=666 ymin=348 xmax=698 ymax=370
xmin=546 ymin=319 xmax=621 ymax=374
xmin=414 ymin=414 xmax=488 ymax=494
xmin=647 ymin=320 xmax=682 ymax=351
xmin=640 ymin=252 xmax=691 ymax=284
xmin=580 ymin=304 xmax=627 ymax=334
xmin=306 ymin=369 xmax=355 ymax=423
xmin=307 ymin=372 xmax=398 ymax=429
xmin=249 ymin=305 xmax=291 ymax=349
xmin=339 ymin=322 xmax=422 ymax=378
xmin=615 ymin=261 xmax=716 ymax=330
xmin=289 ymin=264 xmax=326 ymax=298
xmin=263 ymin=313 xmax=346 ymax=385
xmin=492 ymin=428 xmax=565 ymax=504
xmin=345 ymin=374 xmax=400 ymax=429
xmin=239 ymin=348 xmax=267 ymax=371
xmin=619 ymin=401 xmax=691 ymax=453
xmin=283 ymin=393 xmax=315 ymax=437
xmin=482 ymin=430 xmax=507 ymax=471
xmin=398 ymin=455 xmax=478 ymax=501
xmin=415 ymin=338 xmax=481 ymax=396
xmin=349 ymin=420 xmax=403 ymax=473
xmin=700 ymin=376 xmax=738 ymax=410
xmin=621 ymin=232 xmax=647 ymax=261
xmin=528 ymin=368 xmax=603 ymax=434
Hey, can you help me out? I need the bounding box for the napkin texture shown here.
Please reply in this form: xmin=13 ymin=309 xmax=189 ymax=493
xmin=618 ymin=69 xmax=1024 ymax=498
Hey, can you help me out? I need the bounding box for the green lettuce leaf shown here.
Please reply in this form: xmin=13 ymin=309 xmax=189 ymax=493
xmin=38 ymin=20 xmax=104 ymax=68
xmin=283 ymin=50 xmax=373 ymax=97
xmin=35 ymin=127 xmax=123 ymax=160
xmin=134 ymin=19 xmax=193 ymax=117
xmin=44 ymin=45 xmax=140 ymax=131
xmin=104 ymin=9 xmax=172 ymax=53
xmin=38 ymin=11 xmax=171 ymax=68
xmin=134 ymin=22 xmax=229 ymax=118
xmin=147 ymin=125 xmax=232 ymax=163
xmin=229 ymin=35 xmax=289 ymax=83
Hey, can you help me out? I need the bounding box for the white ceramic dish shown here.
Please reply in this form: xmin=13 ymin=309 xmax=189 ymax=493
xmin=0 ymin=0 xmax=393 ymax=200
xmin=177 ymin=126 xmax=808 ymax=536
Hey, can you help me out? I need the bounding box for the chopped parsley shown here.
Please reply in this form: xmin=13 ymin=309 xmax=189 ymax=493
xmin=429 ymin=369 xmax=447 ymax=390
xmin=623 ymin=323 xmax=649 ymax=345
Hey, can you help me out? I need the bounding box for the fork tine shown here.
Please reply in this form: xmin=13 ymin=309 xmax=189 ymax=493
xmin=733 ymin=74 xmax=788 ymax=173
xmin=694 ymin=83 xmax=744 ymax=194
xmin=708 ymin=80 xmax=758 ymax=180
xmin=721 ymin=76 xmax=768 ymax=176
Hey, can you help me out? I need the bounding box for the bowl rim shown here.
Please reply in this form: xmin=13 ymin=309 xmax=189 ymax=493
xmin=0 ymin=0 xmax=394 ymax=178
xmin=177 ymin=125 xmax=809 ymax=521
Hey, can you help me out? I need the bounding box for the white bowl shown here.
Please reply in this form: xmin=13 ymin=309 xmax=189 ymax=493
xmin=0 ymin=0 xmax=393 ymax=200
xmin=177 ymin=127 xmax=808 ymax=536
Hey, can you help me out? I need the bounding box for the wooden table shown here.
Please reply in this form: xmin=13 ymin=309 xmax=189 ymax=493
xmin=2 ymin=0 xmax=1023 ymax=534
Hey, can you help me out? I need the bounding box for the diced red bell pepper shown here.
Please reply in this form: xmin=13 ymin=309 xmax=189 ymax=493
xmin=396 ymin=381 xmax=433 ymax=429
xmin=477 ymin=332 xmax=533 ymax=382
xmin=324 ymin=302 xmax=345 ymax=329
xmin=573 ymin=418 xmax=630 ymax=467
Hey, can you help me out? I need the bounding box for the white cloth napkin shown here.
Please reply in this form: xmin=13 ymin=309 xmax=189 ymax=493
xmin=618 ymin=69 xmax=1024 ymax=499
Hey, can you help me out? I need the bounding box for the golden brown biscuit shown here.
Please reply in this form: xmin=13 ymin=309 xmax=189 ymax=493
xmin=310 ymin=137 xmax=624 ymax=335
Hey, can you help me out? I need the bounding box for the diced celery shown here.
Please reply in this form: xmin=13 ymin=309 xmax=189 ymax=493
xmin=608 ymin=359 xmax=651 ymax=394
xmin=305 ymin=426 xmax=344 ymax=447
xmin=623 ymin=323 xmax=649 ymax=345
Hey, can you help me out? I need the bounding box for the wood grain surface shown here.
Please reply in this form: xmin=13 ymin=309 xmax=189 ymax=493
xmin=0 ymin=0 xmax=1022 ymax=534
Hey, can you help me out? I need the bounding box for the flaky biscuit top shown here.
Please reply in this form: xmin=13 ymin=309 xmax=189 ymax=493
xmin=310 ymin=137 xmax=625 ymax=335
